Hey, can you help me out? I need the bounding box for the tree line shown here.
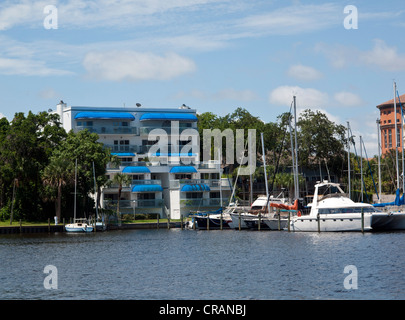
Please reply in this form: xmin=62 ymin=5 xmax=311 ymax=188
xmin=0 ymin=111 xmax=111 ymax=223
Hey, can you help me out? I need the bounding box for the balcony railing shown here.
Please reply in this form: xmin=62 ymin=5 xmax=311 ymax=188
xmin=140 ymin=126 xmax=195 ymax=136
xmin=75 ymin=126 xmax=139 ymax=135
xmin=170 ymin=179 xmax=231 ymax=189
xmin=103 ymin=199 xmax=163 ymax=209
xmin=179 ymin=198 xmax=228 ymax=207
xmin=104 ymin=144 xmax=137 ymax=153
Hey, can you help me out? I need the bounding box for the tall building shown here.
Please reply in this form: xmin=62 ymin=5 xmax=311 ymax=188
xmin=51 ymin=101 xmax=232 ymax=219
xmin=377 ymin=93 xmax=405 ymax=154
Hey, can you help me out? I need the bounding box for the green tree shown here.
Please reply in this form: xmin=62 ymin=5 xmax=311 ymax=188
xmin=111 ymin=173 xmax=131 ymax=224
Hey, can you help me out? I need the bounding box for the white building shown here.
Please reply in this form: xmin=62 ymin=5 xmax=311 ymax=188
xmin=51 ymin=101 xmax=232 ymax=219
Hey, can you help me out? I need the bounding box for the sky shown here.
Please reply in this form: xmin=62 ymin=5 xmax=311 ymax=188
xmin=0 ymin=0 xmax=404 ymax=157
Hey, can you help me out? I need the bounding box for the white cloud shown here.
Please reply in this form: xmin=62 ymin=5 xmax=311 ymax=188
xmin=82 ymin=51 xmax=196 ymax=81
xmin=316 ymin=39 xmax=405 ymax=72
xmin=334 ymin=91 xmax=364 ymax=107
xmin=269 ymin=85 xmax=329 ymax=108
xmin=0 ymin=56 xmax=73 ymax=76
xmin=361 ymin=39 xmax=405 ymax=71
xmin=174 ymin=88 xmax=258 ymax=102
xmin=238 ymin=3 xmax=341 ymax=36
xmin=287 ymin=64 xmax=323 ymax=81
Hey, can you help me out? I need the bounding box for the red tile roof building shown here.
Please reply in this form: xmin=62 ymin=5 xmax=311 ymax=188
xmin=377 ymin=94 xmax=405 ymax=154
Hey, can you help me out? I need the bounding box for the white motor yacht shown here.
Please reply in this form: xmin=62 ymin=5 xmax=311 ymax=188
xmin=290 ymin=181 xmax=378 ymax=232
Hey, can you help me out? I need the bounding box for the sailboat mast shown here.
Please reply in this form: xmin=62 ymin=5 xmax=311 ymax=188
xmin=360 ymin=135 xmax=363 ymax=202
xmin=74 ymin=158 xmax=77 ymax=220
xmin=289 ymin=113 xmax=296 ymax=201
xmin=377 ymin=119 xmax=381 ymax=203
xmin=347 ymin=121 xmax=351 ymax=199
xmin=394 ymin=81 xmax=400 ymax=189
xmin=293 ymin=96 xmax=299 ymax=199
xmin=261 ymin=133 xmax=270 ymax=214
xmin=92 ymin=161 xmax=99 ymax=219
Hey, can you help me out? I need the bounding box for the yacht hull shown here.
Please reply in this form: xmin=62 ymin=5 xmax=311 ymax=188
xmin=371 ymin=212 xmax=405 ymax=230
xmin=290 ymin=213 xmax=372 ymax=232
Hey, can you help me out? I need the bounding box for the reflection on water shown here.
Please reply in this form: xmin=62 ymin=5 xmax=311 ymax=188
xmin=1 ymin=229 xmax=405 ymax=299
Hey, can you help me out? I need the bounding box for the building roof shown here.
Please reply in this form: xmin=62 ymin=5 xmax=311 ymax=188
xmin=377 ymin=94 xmax=405 ymax=108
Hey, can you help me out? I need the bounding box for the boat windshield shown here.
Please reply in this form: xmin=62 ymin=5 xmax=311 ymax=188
xmin=318 ymin=207 xmax=380 ymax=214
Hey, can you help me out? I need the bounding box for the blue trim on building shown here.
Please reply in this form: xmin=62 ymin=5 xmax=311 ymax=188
xmin=122 ymin=166 xmax=150 ymax=173
xmin=170 ymin=166 xmax=197 ymax=173
xmin=180 ymin=184 xmax=210 ymax=192
xmin=111 ymin=153 xmax=135 ymax=157
xmin=131 ymin=185 xmax=163 ymax=192
xmin=74 ymin=111 xmax=135 ymax=120
xmin=139 ymin=113 xmax=197 ymax=122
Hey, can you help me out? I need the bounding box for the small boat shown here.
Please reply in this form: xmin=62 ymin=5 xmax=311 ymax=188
xmin=192 ymin=208 xmax=233 ymax=230
xmin=372 ymin=189 xmax=405 ymax=230
xmin=65 ymin=159 xmax=94 ymax=233
xmin=65 ymin=218 xmax=94 ymax=233
xmin=232 ymin=194 xmax=290 ymax=230
xmin=290 ymin=181 xmax=378 ymax=232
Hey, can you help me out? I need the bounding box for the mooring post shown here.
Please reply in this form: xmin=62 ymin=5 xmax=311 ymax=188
xmin=288 ymin=212 xmax=291 ymax=232
xmin=167 ymin=214 xmax=170 ymax=230
xmin=157 ymin=214 xmax=160 ymax=230
xmin=181 ymin=214 xmax=184 ymax=230
xmin=258 ymin=212 xmax=261 ymax=231
xmin=361 ymin=207 xmax=364 ymax=233
xmin=238 ymin=212 xmax=241 ymax=231
xmin=220 ymin=213 xmax=223 ymax=230
xmin=207 ymin=214 xmax=210 ymax=231
xmin=317 ymin=213 xmax=320 ymax=233
xmin=277 ymin=209 xmax=281 ymax=231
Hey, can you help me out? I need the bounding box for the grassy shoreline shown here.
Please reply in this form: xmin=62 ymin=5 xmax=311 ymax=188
xmin=0 ymin=218 xmax=182 ymax=227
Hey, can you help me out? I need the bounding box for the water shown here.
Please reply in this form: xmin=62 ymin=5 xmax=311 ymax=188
xmin=1 ymin=229 xmax=405 ymax=300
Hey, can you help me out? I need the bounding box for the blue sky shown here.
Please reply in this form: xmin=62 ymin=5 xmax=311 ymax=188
xmin=0 ymin=0 xmax=404 ymax=156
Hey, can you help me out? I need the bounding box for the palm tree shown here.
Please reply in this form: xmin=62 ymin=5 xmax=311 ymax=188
xmin=42 ymin=157 xmax=73 ymax=223
xmin=111 ymin=172 xmax=131 ymax=224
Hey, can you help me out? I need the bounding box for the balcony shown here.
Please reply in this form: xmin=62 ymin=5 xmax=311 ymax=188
xmin=104 ymin=144 xmax=137 ymax=153
xmin=170 ymin=179 xmax=231 ymax=189
xmin=75 ymin=126 xmax=139 ymax=135
xmin=103 ymin=199 xmax=164 ymax=209
xmin=140 ymin=126 xmax=195 ymax=136
xmin=180 ymin=198 xmax=228 ymax=207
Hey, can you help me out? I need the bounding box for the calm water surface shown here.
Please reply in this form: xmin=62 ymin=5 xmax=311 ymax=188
xmin=1 ymin=229 xmax=404 ymax=300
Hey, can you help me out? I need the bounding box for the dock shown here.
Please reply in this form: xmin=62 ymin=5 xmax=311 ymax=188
xmin=0 ymin=221 xmax=182 ymax=234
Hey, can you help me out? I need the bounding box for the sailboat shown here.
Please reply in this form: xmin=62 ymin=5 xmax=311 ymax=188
xmin=65 ymin=159 xmax=94 ymax=233
xmin=371 ymin=81 xmax=405 ymax=230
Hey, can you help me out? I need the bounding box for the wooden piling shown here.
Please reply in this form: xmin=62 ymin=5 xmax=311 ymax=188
xmin=157 ymin=215 xmax=160 ymax=230
xmin=238 ymin=212 xmax=241 ymax=231
xmin=288 ymin=212 xmax=291 ymax=232
xmin=180 ymin=214 xmax=184 ymax=230
xmin=277 ymin=209 xmax=281 ymax=231
xmin=317 ymin=213 xmax=320 ymax=233
xmin=207 ymin=214 xmax=210 ymax=231
xmin=167 ymin=214 xmax=170 ymax=229
xmin=220 ymin=213 xmax=223 ymax=231
xmin=361 ymin=208 xmax=364 ymax=233
xmin=258 ymin=213 xmax=261 ymax=231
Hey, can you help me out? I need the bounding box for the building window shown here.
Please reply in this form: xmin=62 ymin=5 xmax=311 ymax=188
xmin=384 ymin=130 xmax=387 ymax=149
xmin=389 ymin=130 xmax=392 ymax=148
xmin=185 ymin=192 xmax=203 ymax=199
